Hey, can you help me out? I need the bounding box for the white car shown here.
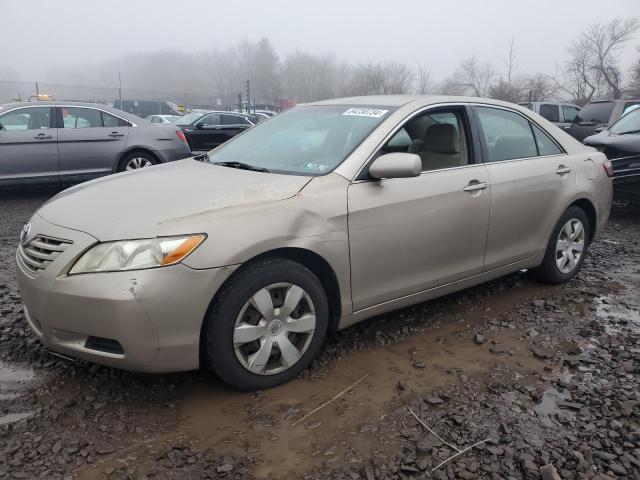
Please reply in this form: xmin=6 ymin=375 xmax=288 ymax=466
xmin=145 ymin=114 xmax=181 ymax=124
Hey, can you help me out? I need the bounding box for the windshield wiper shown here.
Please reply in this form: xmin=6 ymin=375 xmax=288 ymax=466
xmin=616 ymin=129 xmax=640 ymax=135
xmin=213 ymin=161 xmax=269 ymax=173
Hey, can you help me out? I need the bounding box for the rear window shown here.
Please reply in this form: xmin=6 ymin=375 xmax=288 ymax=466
xmin=575 ymin=102 xmax=615 ymax=125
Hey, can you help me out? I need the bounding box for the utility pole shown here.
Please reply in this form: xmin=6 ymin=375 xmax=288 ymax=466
xmin=118 ymin=72 xmax=122 ymax=109
xmin=35 ymin=82 xmax=39 ymax=101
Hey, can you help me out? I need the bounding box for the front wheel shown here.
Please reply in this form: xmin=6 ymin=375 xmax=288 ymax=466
xmin=532 ymin=206 xmax=590 ymax=284
xmin=203 ymin=258 xmax=329 ymax=390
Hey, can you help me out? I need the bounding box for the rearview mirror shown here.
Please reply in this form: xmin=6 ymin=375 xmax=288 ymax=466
xmin=369 ymin=153 xmax=421 ymax=179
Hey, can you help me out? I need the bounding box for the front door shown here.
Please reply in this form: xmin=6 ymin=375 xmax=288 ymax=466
xmin=0 ymin=106 xmax=59 ymax=186
xmin=348 ymin=106 xmax=491 ymax=311
xmin=57 ymin=106 xmax=129 ymax=182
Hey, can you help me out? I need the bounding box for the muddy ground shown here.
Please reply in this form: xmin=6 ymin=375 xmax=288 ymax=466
xmin=0 ymin=189 xmax=638 ymax=480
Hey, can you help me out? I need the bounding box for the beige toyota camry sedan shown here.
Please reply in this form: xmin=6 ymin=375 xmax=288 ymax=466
xmin=16 ymin=95 xmax=613 ymax=390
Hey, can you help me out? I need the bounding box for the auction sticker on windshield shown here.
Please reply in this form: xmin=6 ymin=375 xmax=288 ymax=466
xmin=342 ymin=107 xmax=388 ymax=118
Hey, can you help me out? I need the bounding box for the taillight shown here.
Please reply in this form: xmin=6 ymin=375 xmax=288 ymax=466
xmin=603 ymin=160 xmax=614 ymax=178
xmin=176 ymin=130 xmax=187 ymax=143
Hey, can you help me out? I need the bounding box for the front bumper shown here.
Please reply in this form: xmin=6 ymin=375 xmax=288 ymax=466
xmin=16 ymin=214 xmax=236 ymax=373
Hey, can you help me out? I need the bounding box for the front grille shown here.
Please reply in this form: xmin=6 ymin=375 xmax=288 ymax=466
xmin=18 ymin=235 xmax=72 ymax=274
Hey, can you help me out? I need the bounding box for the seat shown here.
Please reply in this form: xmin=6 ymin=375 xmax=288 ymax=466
xmin=418 ymin=123 xmax=461 ymax=171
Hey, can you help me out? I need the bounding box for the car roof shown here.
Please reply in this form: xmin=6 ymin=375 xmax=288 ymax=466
xmin=0 ymin=101 xmax=143 ymax=123
xmin=306 ymin=94 xmax=542 ymax=110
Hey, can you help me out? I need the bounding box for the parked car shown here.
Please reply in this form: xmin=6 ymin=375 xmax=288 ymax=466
xmin=583 ymin=106 xmax=640 ymax=199
xmin=566 ymin=99 xmax=640 ymax=141
xmin=113 ymin=100 xmax=180 ymax=117
xmin=16 ymin=95 xmax=612 ymax=390
xmin=145 ymin=114 xmax=181 ymax=124
xmin=519 ymin=101 xmax=581 ymax=130
xmin=174 ymin=110 xmax=255 ymax=152
xmin=0 ymin=101 xmax=191 ymax=186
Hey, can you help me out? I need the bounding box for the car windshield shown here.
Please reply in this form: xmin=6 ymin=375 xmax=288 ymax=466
xmin=609 ymin=107 xmax=640 ymax=135
xmin=206 ymin=105 xmax=394 ymax=176
xmin=174 ymin=112 xmax=205 ymax=126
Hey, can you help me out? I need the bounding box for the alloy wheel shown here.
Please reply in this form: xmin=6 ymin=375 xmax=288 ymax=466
xmin=125 ymin=157 xmax=153 ymax=170
xmin=555 ymin=218 xmax=585 ymax=274
xmin=233 ymin=282 xmax=316 ymax=375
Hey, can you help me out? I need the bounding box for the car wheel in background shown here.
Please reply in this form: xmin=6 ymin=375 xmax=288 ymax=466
xmin=532 ymin=206 xmax=590 ymax=284
xmin=203 ymin=258 xmax=329 ymax=391
xmin=118 ymin=151 xmax=159 ymax=172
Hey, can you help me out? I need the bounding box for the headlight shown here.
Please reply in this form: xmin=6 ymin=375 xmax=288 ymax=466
xmin=69 ymin=234 xmax=205 ymax=274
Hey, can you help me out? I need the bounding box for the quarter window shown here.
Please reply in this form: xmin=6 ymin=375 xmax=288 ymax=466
xmin=0 ymin=107 xmax=51 ymax=131
xmin=539 ymin=104 xmax=560 ymax=123
xmin=102 ymin=112 xmax=128 ymax=127
xmin=476 ymin=107 xmax=538 ymax=162
xmin=532 ymin=124 xmax=562 ymax=156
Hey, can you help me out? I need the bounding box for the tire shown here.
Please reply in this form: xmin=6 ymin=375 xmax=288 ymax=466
xmin=117 ymin=151 xmax=158 ymax=172
xmin=203 ymin=258 xmax=329 ymax=391
xmin=531 ymin=206 xmax=590 ymax=284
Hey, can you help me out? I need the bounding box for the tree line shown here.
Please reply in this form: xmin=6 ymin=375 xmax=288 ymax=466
xmin=7 ymin=17 xmax=640 ymax=108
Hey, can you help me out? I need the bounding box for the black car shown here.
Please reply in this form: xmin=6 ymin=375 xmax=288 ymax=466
xmin=567 ymin=99 xmax=640 ymax=141
xmin=583 ymin=106 xmax=640 ymax=198
xmin=174 ymin=111 xmax=254 ymax=152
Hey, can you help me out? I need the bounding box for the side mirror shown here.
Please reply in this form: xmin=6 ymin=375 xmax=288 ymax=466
xmin=594 ymin=126 xmax=605 ymax=133
xmin=369 ymin=153 xmax=421 ymax=179
xmin=195 ymin=122 xmax=206 ymax=129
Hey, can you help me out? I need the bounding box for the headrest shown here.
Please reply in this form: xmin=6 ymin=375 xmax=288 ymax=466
xmin=423 ymin=123 xmax=460 ymax=154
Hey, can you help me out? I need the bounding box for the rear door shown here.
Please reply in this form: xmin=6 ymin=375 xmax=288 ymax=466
xmin=0 ymin=106 xmax=59 ymax=185
xmin=57 ymin=106 xmax=130 ymax=182
xmin=473 ymin=105 xmax=575 ymax=270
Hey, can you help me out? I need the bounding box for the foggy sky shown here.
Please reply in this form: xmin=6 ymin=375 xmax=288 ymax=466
xmin=1 ymin=0 xmax=639 ymax=82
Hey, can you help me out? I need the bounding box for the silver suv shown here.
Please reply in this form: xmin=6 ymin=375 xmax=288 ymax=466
xmin=0 ymin=101 xmax=192 ymax=187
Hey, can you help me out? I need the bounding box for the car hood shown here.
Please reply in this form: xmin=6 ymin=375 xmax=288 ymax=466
xmin=37 ymin=159 xmax=312 ymax=241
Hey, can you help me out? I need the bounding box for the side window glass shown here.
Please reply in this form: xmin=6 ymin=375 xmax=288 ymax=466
xmin=201 ymin=114 xmax=221 ymax=126
xmin=222 ymin=114 xmax=249 ymax=125
xmin=532 ymin=124 xmax=562 ymax=156
xmin=476 ymin=107 xmax=538 ymax=162
xmin=0 ymin=107 xmax=51 ymax=131
xmin=562 ymin=106 xmax=579 ymax=123
xmin=380 ymin=109 xmax=469 ymax=171
xmin=539 ymin=104 xmax=560 ymax=122
xmin=102 ymin=112 xmax=127 ymax=127
xmin=61 ymin=107 xmax=102 ymax=128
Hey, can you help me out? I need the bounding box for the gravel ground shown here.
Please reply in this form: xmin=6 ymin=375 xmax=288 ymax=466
xmin=0 ymin=189 xmax=638 ymax=480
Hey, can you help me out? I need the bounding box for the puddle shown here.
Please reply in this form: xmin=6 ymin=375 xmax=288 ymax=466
xmin=0 ymin=360 xmax=38 ymax=428
xmin=595 ymin=294 xmax=640 ymax=334
xmin=535 ymin=387 xmax=571 ymax=427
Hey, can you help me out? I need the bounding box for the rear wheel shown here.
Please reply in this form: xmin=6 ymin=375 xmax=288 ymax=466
xmin=532 ymin=206 xmax=590 ymax=284
xmin=203 ymin=258 xmax=329 ymax=390
xmin=118 ymin=151 xmax=158 ymax=172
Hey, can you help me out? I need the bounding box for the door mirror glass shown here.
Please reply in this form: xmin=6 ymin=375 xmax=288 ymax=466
xmin=369 ymin=153 xmax=421 ymax=179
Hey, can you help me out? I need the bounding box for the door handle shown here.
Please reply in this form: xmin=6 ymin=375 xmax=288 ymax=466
xmin=556 ymin=166 xmax=572 ymax=175
xmin=108 ymin=132 xmax=124 ymax=138
xmin=33 ymin=133 xmax=52 ymax=140
xmin=463 ymin=181 xmax=488 ymax=192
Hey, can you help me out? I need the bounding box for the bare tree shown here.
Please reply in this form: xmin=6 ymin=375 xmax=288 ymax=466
xmin=414 ymin=65 xmax=432 ymax=94
xmin=505 ymin=38 xmax=518 ymax=88
xmin=344 ymin=61 xmax=413 ymax=96
xmin=556 ymin=18 xmax=638 ymax=103
xmin=453 ymin=56 xmax=495 ymax=97
xmin=628 ymin=49 xmax=640 ymax=97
